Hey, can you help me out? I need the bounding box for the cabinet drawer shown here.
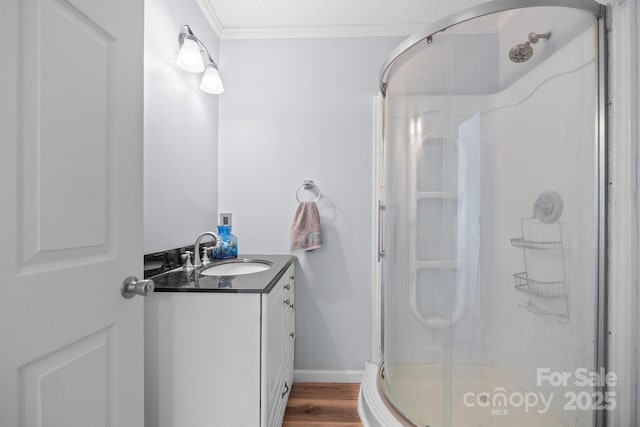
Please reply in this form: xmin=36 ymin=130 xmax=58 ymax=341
xmin=284 ymin=297 xmax=295 ymax=325
xmin=284 ymin=333 xmax=294 ymax=388
xmin=282 ymin=266 xmax=294 ymax=302
xmin=284 ymin=312 xmax=295 ymax=360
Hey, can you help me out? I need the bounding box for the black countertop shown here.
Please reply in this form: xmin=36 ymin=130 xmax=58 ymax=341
xmin=149 ymin=254 xmax=295 ymax=293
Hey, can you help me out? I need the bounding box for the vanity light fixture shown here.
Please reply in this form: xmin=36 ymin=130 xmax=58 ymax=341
xmin=177 ymin=25 xmax=224 ymax=94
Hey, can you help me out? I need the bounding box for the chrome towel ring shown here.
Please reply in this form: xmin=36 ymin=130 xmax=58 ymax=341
xmin=295 ymin=180 xmax=321 ymax=203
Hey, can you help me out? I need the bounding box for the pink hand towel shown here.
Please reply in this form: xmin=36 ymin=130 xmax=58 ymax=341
xmin=290 ymin=201 xmax=322 ymax=252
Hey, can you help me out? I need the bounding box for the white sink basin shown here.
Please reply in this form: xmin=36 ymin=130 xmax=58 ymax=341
xmin=200 ymin=259 xmax=272 ymax=277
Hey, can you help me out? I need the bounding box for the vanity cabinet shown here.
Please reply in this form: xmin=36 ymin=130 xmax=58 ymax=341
xmin=144 ymin=258 xmax=295 ymax=427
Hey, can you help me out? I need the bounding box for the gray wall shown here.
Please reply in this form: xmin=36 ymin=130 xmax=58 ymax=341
xmin=144 ymin=0 xmax=221 ymax=253
xmin=218 ymin=36 xmax=402 ymax=374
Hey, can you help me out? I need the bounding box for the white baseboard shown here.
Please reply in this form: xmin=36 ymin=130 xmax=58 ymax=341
xmin=294 ymin=369 xmax=364 ymax=383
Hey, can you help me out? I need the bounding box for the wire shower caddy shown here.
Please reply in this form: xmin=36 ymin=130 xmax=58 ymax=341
xmin=510 ymin=191 xmax=569 ymax=322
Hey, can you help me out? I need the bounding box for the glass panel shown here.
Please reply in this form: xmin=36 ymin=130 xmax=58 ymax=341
xmin=382 ymin=6 xmax=599 ymax=427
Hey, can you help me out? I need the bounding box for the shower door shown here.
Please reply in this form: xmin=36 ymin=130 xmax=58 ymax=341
xmin=379 ymin=2 xmax=605 ymax=426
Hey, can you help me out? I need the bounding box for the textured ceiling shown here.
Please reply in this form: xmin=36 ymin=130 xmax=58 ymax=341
xmin=196 ymin=0 xmax=489 ymax=38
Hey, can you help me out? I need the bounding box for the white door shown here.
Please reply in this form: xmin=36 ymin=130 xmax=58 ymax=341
xmin=0 ymin=0 xmax=144 ymax=425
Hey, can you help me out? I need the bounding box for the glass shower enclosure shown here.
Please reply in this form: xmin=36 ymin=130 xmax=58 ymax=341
xmin=377 ymin=1 xmax=606 ymax=426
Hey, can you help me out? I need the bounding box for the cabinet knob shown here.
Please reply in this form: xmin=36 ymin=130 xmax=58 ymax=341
xmin=289 ymin=275 xmax=295 ymax=280
xmin=284 ymin=298 xmax=291 ymax=306
xmin=281 ymin=381 xmax=290 ymax=398
xmin=284 ymin=284 xmax=291 ymax=290
xmin=289 ymin=332 xmax=295 ymax=338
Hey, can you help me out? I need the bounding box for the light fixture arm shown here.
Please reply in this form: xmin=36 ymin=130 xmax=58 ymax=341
xmin=178 ymin=25 xmax=220 ymax=69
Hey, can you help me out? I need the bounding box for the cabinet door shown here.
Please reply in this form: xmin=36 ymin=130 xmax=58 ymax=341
xmin=146 ymin=293 xmax=261 ymax=427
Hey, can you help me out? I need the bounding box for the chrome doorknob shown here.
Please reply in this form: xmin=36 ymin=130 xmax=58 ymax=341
xmin=121 ymin=276 xmax=154 ymax=299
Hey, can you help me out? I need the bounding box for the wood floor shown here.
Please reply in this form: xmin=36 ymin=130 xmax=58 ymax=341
xmin=283 ymin=383 xmax=363 ymax=427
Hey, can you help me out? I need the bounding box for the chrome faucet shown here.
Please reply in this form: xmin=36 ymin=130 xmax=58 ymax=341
xmin=193 ymin=231 xmax=219 ymax=268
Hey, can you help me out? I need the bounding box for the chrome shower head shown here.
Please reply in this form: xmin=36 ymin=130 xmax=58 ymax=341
xmin=509 ymin=42 xmax=533 ymax=63
xmin=509 ymin=32 xmax=551 ymax=63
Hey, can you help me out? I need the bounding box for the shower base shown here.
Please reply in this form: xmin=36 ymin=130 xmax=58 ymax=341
xmin=358 ymin=362 xmax=570 ymax=427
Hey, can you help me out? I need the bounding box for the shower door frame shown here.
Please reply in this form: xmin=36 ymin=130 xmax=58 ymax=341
xmin=373 ymin=1 xmax=610 ymax=426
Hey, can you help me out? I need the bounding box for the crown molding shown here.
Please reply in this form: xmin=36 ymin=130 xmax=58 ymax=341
xmin=195 ymin=0 xmax=223 ymax=37
xmin=195 ymin=2 xmax=520 ymax=40
xmin=195 ymin=0 xmax=418 ymax=39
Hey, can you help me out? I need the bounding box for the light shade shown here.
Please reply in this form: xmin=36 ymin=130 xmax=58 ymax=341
xmin=199 ymin=64 xmax=224 ymax=94
xmin=176 ymin=36 xmax=204 ymax=73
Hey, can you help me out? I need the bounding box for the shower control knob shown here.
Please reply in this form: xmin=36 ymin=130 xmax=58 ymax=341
xmin=121 ymin=276 xmax=155 ymax=299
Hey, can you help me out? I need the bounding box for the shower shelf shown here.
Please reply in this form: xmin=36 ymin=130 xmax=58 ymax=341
xmin=510 ymin=238 xmax=562 ymax=250
xmin=511 ymin=191 xmax=569 ymax=321
xmin=513 ymin=272 xmax=566 ymax=299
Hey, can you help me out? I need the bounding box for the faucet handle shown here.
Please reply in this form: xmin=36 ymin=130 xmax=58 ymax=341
xmin=201 ymin=247 xmax=211 ymax=266
xmin=181 ymin=251 xmax=194 ymax=270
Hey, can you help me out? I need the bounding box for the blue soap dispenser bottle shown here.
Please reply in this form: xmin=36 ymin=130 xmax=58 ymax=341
xmin=214 ymin=213 xmax=238 ymax=259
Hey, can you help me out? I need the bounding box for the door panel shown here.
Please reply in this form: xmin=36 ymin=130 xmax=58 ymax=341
xmin=19 ymin=326 xmax=116 ymax=427
xmin=19 ymin=0 xmax=116 ymax=272
xmin=0 ymin=0 xmax=144 ymax=425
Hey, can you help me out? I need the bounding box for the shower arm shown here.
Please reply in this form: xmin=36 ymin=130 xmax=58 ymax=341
xmin=528 ymin=32 xmax=551 ymax=44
